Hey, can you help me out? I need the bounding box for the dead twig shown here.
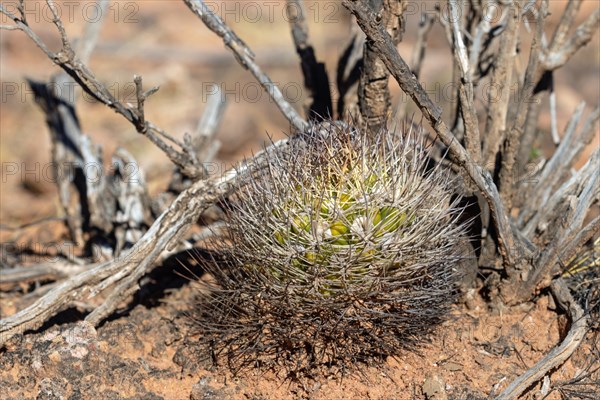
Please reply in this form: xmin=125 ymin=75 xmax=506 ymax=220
xmin=0 ymin=138 xmax=289 ymax=346
xmin=75 ymin=0 xmax=110 ymax=64
xmin=523 ymin=150 xmax=600 ymax=293
xmin=183 ymin=0 xmax=308 ymax=132
xmin=500 ymin=0 xmax=600 ymax=209
xmin=0 ymin=262 xmax=90 ymax=291
xmin=516 ymin=2 xmax=599 ymax=189
xmin=336 ymin=23 xmax=364 ymax=117
xmin=169 ymin=84 xmax=226 ymax=193
xmin=411 ymin=14 xmax=434 ymax=80
xmin=540 ymin=7 xmax=599 ymax=71
xmin=495 ymin=278 xmax=590 ymax=400
xmin=342 ymin=0 xmax=520 ymax=270
xmin=448 ymin=0 xmax=481 ymax=163
xmin=468 ymin=0 xmax=504 ymax=82
xmin=514 ymin=1 xmax=548 ymax=176
xmin=193 ymin=84 xmax=225 ymax=162
xmin=358 ymin=0 xmax=406 ymax=133
xmin=0 ymin=1 xmax=207 ymax=179
xmin=520 ymin=106 xmax=600 ymax=235
xmin=482 ymin=1 xmax=519 ymax=170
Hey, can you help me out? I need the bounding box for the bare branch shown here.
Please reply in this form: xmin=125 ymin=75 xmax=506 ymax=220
xmin=495 ymin=279 xmax=589 ymax=400
xmin=0 ymin=24 xmax=20 ymax=30
xmin=541 ymin=7 xmax=600 ymax=71
xmin=0 ymin=1 xmax=207 ymax=179
xmin=358 ymin=0 xmax=406 ymax=133
xmin=410 ymin=14 xmax=434 ymax=80
xmin=483 ymin=2 xmax=520 ymax=168
xmin=336 ymin=24 xmax=365 ymax=117
xmin=548 ymin=0 xmax=583 ymax=52
xmin=0 ymin=262 xmax=89 ymax=291
xmin=468 ymin=1 xmax=499 ymax=81
xmin=0 ymin=4 xmax=57 ymax=62
xmin=514 ymin=2 xmax=548 ymax=172
xmin=448 ymin=0 xmax=481 ymax=162
xmin=110 ymin=148 xmax=152 ymax=255
xmin=183 ymin=0 xmax=308 ymax=132
xmin=26 ymin=77 xmax=88 ymax=243
xmin=343 ymin=0 xmax=520 ymax=270
xmin=193 ymin=84 xmax=225 ymax=163
xmin=0 ymin=136 xmax=291 ymax=345
xmin=517 ymin=2 xmax=597 ymax=171
xmin=169 ymin=86 xmax=227 ymax=193
xmin=133 ymin=75 xmax=160 ymax=133
xmin=448 ymin=0 xmax=470 ymax=80
xmin=549 ymin=75 xmax=560 ymax=144
xmin=523 ymin=150 xmax=599 ymax=293
xmin=520 ymin=104 xmax=599 ymax=231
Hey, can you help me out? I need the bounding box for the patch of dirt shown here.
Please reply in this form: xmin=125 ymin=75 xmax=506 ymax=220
xmin=0 ymin=273 xmax=591 ymax=399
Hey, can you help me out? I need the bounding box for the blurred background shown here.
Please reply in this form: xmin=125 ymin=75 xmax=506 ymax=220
xmin=1 ymin=0 xmax=598 ymax=229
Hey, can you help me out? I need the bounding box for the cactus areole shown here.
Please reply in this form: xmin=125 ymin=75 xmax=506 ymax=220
xmin=193 ymin=122 xmax=470 ymax=372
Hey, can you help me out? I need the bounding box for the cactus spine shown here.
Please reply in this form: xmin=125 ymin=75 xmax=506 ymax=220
xmin=193 ymin=122 xmax=470 ymax=372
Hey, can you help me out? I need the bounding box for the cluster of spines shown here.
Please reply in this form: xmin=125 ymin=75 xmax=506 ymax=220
xmin=192 ymin=122 xmax=470 ymax=373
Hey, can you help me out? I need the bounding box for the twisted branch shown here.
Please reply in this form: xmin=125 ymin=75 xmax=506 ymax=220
xmin=342 ymin=0 xmax=520 ymax=270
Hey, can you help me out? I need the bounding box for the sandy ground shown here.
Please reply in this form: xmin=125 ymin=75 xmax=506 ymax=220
xmin=0 ymin=266 xmax=592 ymax=399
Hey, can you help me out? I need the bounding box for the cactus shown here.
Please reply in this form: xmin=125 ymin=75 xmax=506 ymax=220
xmin=192 ymin=122 xmax=471 ymax=372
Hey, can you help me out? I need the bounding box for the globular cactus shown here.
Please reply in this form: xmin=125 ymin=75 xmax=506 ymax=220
xmin=192 ymin=122 xmax=471 ymax=372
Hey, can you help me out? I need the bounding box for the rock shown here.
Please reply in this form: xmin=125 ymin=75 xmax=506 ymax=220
xmin=36 ymin=377 xmax=68 ymax=400
xmin=443 ymin=361 xmax=463 ymax=372
xmin=423 ymin=373 xmax=448 ymax=400
xmin=190 ymin=377 xmax=226 ymax=400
